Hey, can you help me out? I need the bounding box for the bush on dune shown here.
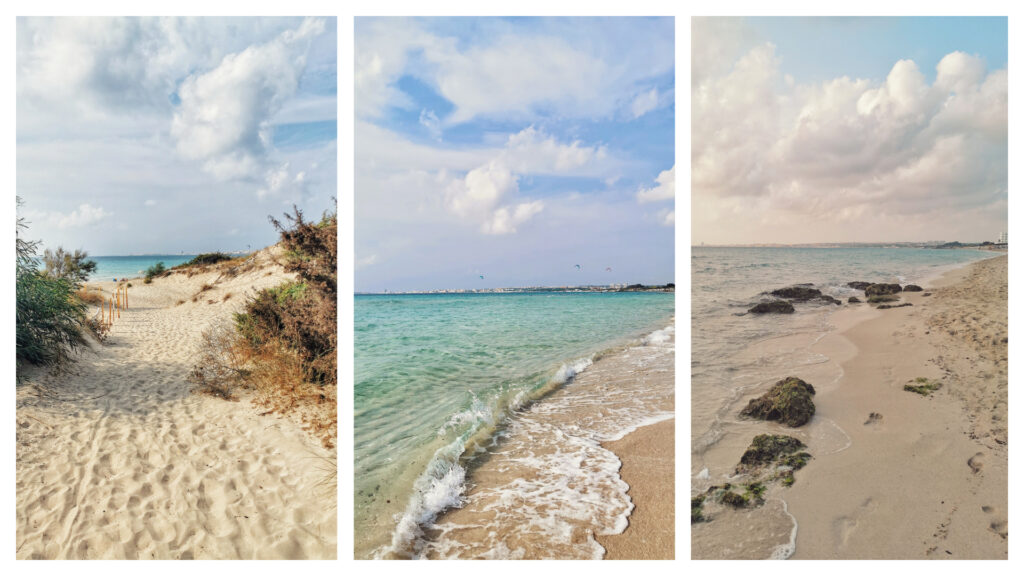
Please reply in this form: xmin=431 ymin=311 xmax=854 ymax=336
xmin=190 ymin=204 xmax=337 ymax=447
xmin=16 ymin=199 xmax=92 ymax=374
xmin=144 ymin=262 xmax=166 ymax=283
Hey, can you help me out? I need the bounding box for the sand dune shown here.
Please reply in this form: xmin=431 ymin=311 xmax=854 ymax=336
xmin=16 ymin=249 xmax=337 ymax=560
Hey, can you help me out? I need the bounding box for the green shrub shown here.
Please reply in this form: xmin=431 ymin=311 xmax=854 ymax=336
xmin=144 ymin=261 xmax=166 ymax=283
xmin=16 ymin=199 xmax=89 ymax=373
xmin=43 ymin=247 xmax=97 ymax=284
xmin=179 ymin=252 xmax=234 ymax=268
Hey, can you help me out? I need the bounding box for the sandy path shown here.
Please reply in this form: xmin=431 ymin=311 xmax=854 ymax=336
xmin=16 ymin=252 xmax=337 ymax=559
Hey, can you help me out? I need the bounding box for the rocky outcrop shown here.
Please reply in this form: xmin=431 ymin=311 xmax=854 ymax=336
xmin=848 ymin=296 xmax=861 ymax=303
xmin=903 ymin=284 xmax=923 ymax=292
xmin=846 ymin=281 xmax=872 ymax=290
xmin=877 ymin=302 xmax=913 ymax=309
xmin=865 ymin=283 xmax=902 ymax=297
xmin=819 ymin=295 xmax=842 ymax=305
xmin=770 ymin=286 xmax=821 ymax=300
xmin=737 ymin=434 xmax=807 ymax=473
xmin=740 ymin=376 xmax=816 ymax=427
xmin=748 ymin=301 xmax=794 ymax=314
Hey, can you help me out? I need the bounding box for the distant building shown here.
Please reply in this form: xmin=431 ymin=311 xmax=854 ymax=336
xmin=998 ymin=231 xmax=1008 ymax=244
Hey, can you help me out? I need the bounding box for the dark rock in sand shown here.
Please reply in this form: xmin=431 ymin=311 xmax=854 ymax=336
xmin=748 ymin=300 xmax=795 ymax=314
xmin=737 ymin=434 xmax=806 ymax=471
xmin=819 ymin=295 xmax=842 ymax=305
xmin=848 ymin=296 xmax=861 ymax=303
xmin=720 ymin=491 xmax=748 ymax=508
xmin=865 ymin=283 xmax=902 ymax=297
xmin=867 ymin=294 xmax=899 ymax=303
xmin=922 ymin=292 xmax=932 ymax=297
xmin=770 ymin=286 xmax=822 ymax=300
xmin=847 ymin=281 xmax=872 ymax=290
xmin=877 ymin=302 xmax=913 ymax=309
xmin=903 ymin=284 xmax=923 ymax=292
xmin=740 ymin=376 xmax=816 ymax=427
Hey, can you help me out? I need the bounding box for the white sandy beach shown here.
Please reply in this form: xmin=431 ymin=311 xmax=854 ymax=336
xmin=16 ymin=249 xmax=337 ymax=559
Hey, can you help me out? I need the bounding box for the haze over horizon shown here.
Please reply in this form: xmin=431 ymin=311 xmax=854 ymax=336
xmin=692 ymin=17 xmax=1007 ymax=246
xmin=17 ymin=17 xmax=338 ymax=256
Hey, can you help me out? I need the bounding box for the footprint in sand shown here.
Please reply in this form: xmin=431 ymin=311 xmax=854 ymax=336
xmin=863 ymin=412 xmax=883 ymax=427
xmin=982 ymin=505 xmax=1008 ymax=540
xmin=967 ymin=452 xmax=985 ymax=474
xmin=832 ymin=497 xmax=877 ymax=548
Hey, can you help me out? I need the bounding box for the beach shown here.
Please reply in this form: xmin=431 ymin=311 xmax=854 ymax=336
xmin=354 ymin=292 xmax=674 ymax=559
xmin=16 ymin=249 xmax=337 ymax=559
xmin=692 ymin=252 xmax=1007 ymax=559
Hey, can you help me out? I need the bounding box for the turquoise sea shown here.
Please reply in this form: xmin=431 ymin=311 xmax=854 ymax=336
xmin=84 ymin=255 xmax=198 ymax=281
xmin=354 ymin=291 xmax=674 ymax=558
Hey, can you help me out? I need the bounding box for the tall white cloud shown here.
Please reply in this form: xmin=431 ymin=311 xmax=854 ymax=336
xmin=692 ymin=31 xmax=1007 ymax=244
xmin=171 ymin=18 xmax=325 ymax=181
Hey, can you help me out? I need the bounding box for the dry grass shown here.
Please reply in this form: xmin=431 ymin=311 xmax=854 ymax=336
xmin=76 ymin=287 xmax=105 ymax=306
xmin=176 ymin=299 xmax=185 ymax=306
xmin=187 ymin=325 xmax=248 ymax=400
xmin=223 ymin=292 xmax=233 ymax=302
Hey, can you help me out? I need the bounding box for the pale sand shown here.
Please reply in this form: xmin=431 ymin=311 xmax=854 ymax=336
xmin=597 ymin=418 xmax=675 ymax=560
xmin=16 ymin=249 xmax=337 ymax=559
xmin=786 ymin=255 xmax=1007 ymax=558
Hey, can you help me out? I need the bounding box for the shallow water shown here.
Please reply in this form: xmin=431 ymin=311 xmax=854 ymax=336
xmin=354 ymin=292 xmax=674 ymax=559
xmin=690 ymin=246 xmax=997 ymax=559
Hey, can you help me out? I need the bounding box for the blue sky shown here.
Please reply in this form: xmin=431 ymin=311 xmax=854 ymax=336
xmin=692 ymin=17 xmax=1007 ymax=245
xmin=745 ymin=17 xmax=1007 ymax=84
xmin=355 ymin=17 xmax=675 ymax=292
xmin=17 ymin=17 xmax=337 ymax=255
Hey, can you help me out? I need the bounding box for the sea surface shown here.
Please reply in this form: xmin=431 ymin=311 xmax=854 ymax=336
xmin=690 ymin=246 xmax=999 ymax=558
xmin=354 ymin=291 xmax=674 ymax=559
xmin=84 ymin=255 xmax=199 ymax=281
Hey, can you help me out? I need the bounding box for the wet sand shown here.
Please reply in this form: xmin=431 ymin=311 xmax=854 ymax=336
xmin=597 ymin=418 xmax=675 ymax=559
xmin=692 ymin=254 xmax=1006 ymax=559
xmin=16 ymin=248 xmax=337 ymax=559
xmin=410 ymin=325 xmax=674 ymax=559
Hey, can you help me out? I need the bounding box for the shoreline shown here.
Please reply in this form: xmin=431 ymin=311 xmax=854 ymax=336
xmin=691 ymin=254 xmax=1006 ymax=559
xmin=597 ymin=418 xmax=675 ymax=559
xmin=389 ymin=319 xmax=675 ymax=559
xmin=787 ymin=254 xmax=1007 ymax=558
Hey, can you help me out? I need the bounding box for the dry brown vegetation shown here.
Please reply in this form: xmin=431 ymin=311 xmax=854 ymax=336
xmin=188 ymin=205 xmax=337 ymax=448
xmin=75 ymin=287 xmax=105 ymax=306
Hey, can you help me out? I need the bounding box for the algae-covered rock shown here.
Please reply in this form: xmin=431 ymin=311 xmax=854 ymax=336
xmin=691 ymin=495 xmax=706 ymax=523
xmin=865 ymin=283 xmax=902 ymax=297
xmin=770 ymin=286 xmax=822 ymax=300
xmin=867 ymin=294 xmax=899 ymax=303
xmin=720 ymin=491 xmax=748 ymax=508
xmin=748 ymin=300 xmax=795 ymax=314
xmin=877 ymin=302 xmax=913 ymax=309
xmin=847 ymin=281 xmax=872 ymax=290
xmin=740 ymin=376 xmax=816 ymax=427
xmin=738 ymin=434 xmax=806 ymax=471
xmin=819 ymin=295 xmax=842 ymax=305
xmin=848 ymin=296 xmax=861 ymax=303
xmin=903 ymin=284 xmax=923 ymax=292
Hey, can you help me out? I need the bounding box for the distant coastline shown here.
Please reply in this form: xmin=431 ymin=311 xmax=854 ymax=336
xmin=356 ymin=283 xmax=675 ymax=295
xmin=694 ymin=241 xmax=1007 ymax=249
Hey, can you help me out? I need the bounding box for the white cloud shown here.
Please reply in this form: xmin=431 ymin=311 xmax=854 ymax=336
xmin=692 ymin=34 xmax=1007 ymax=244
xmin=503 ymin=126 xmax=606 ymax=173
xmin=637 ymin=165 xmax=675 ymax=203
xmin=355 ymin=18 xmax=673 ymax=125
xmin=631 ymin=88 xmax=660 ymax=118
xmin=419 ymin=109 xmax=442 ymax=141
xmin=258 ymin=162 xmax=308 ymax=199
xmin=657 ymin=208 xmax=675 ymax=227
xmin=144 ymin=199 xmax=157 ymax=206
xmin=171 ymin=17 xmax=325 ymax=181
xmin=30 ymin=203 xmax=111 ymax=229
xmin=356 ymin=254 xmax=378 ymax=269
